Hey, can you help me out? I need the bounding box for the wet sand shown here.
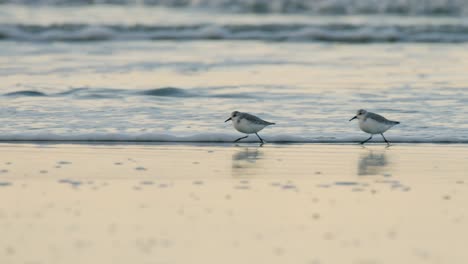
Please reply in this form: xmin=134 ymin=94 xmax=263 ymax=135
xmin=0 ymin=143 xmax=467 ymax=264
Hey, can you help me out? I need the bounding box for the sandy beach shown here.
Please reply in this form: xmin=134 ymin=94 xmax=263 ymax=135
xmin=0 ymin=143 xmax=466 ymax=264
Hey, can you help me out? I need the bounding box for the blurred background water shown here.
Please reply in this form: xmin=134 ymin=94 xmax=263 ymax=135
xmin=1 ymin=0 xmax=468 ymax=142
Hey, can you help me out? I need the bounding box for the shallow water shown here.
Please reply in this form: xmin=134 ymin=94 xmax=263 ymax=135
xmin=1 ymin=3 xmax=468 ymax=143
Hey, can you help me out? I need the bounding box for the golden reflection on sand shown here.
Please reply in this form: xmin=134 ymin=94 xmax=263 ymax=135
xmin=0 ymin=143 xmax=467 ymax=264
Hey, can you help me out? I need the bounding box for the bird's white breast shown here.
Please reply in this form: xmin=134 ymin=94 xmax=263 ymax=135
xmin=233 ymin=118 xmax=265 ymax=134
xmin=359 ymin=118 xmax=393 ymax=134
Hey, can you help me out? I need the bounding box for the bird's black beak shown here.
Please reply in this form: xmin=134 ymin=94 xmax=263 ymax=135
xmin=225 ymin=117 xmax=232 ymax=122
xmin=349 ymin=116 xmax=357 ymax=122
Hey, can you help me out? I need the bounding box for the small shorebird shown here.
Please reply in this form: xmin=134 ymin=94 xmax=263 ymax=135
xmin=349 ymin=109 xmax=400 ymax=145
xmin=225 ymin=111 xmax=275 ymax=144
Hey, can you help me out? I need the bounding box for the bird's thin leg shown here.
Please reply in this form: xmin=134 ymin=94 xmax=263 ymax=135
xmin=255 ymin=133 xmax=265 ymax=144
xmin=234 ymin=135 xmax=248 ymax=143
xmin=381 ymin=133 xmax=390 ymax=145
xmin=360 ymin=135 xmax=373 ymax=145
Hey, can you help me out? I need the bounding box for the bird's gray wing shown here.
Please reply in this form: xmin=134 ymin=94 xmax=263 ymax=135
xmin=367 ymin=112 xmax=399 ymax=125
xmin=241 ymin=113 xmax=275 ymax=125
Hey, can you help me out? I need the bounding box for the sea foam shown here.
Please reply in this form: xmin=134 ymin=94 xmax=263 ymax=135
xmin=0 ymin=132 xmax=466 ymax=144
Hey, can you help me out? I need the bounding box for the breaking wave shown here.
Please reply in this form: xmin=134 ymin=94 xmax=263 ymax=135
xmin=3 ymin=0 xmax=468 ymax=16
xmin=2 ymin=23 xmax=468 ymax=43
xmin=1 ymin=87 xmax=254 ymax=99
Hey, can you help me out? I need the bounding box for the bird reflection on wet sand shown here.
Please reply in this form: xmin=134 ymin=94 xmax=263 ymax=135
xmin=231 ymin=147 xmax=264 ymax=177
xmin=358 ymin=148 xmax=391 ymax=176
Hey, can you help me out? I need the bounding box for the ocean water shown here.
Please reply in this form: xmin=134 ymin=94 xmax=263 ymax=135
xmin=1 ymin=1 xmax=468 ymax=143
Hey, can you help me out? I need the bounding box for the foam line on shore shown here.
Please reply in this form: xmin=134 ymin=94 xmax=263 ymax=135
xmin=0 ymin=132 xmax=466 ymax=144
